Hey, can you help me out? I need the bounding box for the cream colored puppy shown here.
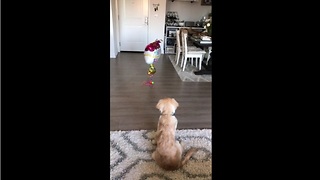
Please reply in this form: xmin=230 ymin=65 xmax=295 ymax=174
xmin=152 ymin=98 xmax=197 ymax=171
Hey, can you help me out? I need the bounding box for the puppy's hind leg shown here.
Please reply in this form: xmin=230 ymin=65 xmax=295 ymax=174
xmin=152 ymin=151 xmax=158 ymax=161
xmin=179 ymin=140 xmax=186 ymax=149
xmin=152 ymin=130 xmax=162 ymax=145
xmin=151 ymin=139 xmax=157 ymax=145
xmin=175 ymin=140 xmax=184 ymax=155
xmin=151 ymin=134 xmax=157 ymax=145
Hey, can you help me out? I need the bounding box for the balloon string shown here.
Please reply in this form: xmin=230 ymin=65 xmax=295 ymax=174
xmin=144 ymin=75 xmax=154 ymax=87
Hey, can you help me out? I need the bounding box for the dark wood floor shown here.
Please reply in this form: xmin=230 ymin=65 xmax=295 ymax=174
xmin=110 ymin=52 xmax=212 ymax=131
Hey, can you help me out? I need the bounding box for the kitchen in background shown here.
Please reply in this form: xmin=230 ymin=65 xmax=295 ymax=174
xmin=164 ymin=0 xmax=212 ymax=54
xmin=166 ymin=0 xmax=211 ymax=22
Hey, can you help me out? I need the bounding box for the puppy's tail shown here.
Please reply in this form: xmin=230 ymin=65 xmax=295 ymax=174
xmin=180 ymin=148 xmax=198 ymax=167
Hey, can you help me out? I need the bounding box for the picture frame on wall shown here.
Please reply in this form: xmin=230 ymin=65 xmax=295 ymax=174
xmin=201 ymin=0 xmax=212 ymax=6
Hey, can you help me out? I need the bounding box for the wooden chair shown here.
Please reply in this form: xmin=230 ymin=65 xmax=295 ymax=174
xmin=175 ymin=29 xmax=201 ymax=66
xmin=205 ymin=47 xmax=212 ymax=65
xmin=181 ymin=30 xmax=206 ymax=71
xmin=175 ymin=29 xmax=182 ymax=66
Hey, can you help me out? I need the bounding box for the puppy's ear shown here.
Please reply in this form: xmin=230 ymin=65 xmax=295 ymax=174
xmin=156 ymin=99 xmax=164 ymax=113
xmin=171 ymin=98 xmax=179 ymax=108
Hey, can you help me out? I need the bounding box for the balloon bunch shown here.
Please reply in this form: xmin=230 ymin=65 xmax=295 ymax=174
xmin=143 ymin=39 xmax=162 ymax=87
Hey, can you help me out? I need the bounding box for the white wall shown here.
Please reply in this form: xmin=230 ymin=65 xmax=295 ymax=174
xmin=114 ymin=0 xmax=120 ymax=53
xmin=110 ymin=1 xmax=116 ymax=58
xmin=166 ymin=1 xmax=211 ymax=21
xmin=110 ymin=0 xmax=120 ymax=58
xmin=148 ymin=0 xmax=167 ymax=54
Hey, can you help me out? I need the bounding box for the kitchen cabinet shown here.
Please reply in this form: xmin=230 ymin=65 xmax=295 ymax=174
xmin=164 ymin=26 xmax=179 ymax=54
xmin=164 ymin=26 xmax=205 ymax=54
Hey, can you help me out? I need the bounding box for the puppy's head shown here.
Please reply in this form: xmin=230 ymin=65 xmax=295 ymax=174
xmin=156 ymin=98 xmax=179 ymax=115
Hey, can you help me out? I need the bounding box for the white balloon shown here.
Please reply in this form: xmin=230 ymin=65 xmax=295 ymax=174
xmin=144 ymin=50 xmax=156 ymax=64
xmin=155 ymin=48 xmax=161 ymax=59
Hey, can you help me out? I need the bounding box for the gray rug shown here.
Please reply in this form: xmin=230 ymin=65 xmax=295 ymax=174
xmin=168 ymin=55 xmax=212 ymax=82
xmin=110 ymin=129 xmax=212 ymax=180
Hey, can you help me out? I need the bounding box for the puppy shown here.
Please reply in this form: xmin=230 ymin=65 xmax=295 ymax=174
xmin=152 ymin=98 xmax=197 ymax=171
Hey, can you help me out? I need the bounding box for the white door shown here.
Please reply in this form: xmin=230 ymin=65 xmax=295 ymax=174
xmin=119 ymin=0 xmax=148 ymax=52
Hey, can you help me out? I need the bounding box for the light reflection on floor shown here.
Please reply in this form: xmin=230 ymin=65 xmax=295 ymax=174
xmin=168 ymin=55 xmax=212 ymax=82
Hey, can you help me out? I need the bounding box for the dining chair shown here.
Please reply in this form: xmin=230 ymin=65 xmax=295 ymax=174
xmin=175 ymin=29 xmax=182 ymax=66
xmin=180 ymin=30 xmax=206 ymax=72
xmin=175 ymin=29 xmax=201 ymax=66
xmin=205 ymin=47 xmax=212 ymax=65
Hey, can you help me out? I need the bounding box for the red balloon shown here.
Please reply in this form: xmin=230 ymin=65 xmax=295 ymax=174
xmin=149 ymin=46 xmax=154 ymax=51
xmin=145 ymin=40 xmax=162 ymax=52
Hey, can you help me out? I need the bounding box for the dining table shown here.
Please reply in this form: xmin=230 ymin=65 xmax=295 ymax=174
xmin=189 ymin=35 xmax=213 ymax=75
xmin=189 ymin=36 xmax=212 ymax=48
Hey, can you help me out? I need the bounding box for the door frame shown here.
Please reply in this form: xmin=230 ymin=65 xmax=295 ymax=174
xmin=110 ymin=0 xmax=121 ymax=57
xmin=112 ymin=0 xmax=166 ymax=55
xmin=117 ymin=0 xmax=150 ymax=52
xmin=114 ymin=0 xmax=121 ymax=53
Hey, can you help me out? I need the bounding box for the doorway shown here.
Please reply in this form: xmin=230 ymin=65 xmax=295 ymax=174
xmin=118 ymin=0 xmax=149 ymax=52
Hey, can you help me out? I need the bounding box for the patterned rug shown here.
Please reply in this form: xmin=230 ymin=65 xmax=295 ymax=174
xmin=110 ymin=129 xmax=212 ymax=180
xmin=168 ymin=55 xmax=212 ymax=82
